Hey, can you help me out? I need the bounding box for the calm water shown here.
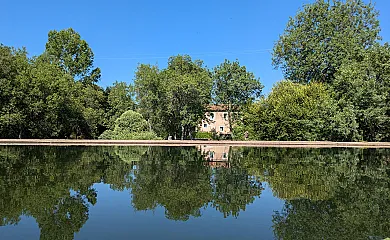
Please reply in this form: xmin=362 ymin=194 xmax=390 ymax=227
xmin=0 ymin=146 xmax=389 ymax=240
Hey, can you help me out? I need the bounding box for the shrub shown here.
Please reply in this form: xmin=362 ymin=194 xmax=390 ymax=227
xmin=195 ymin=131 xmax=212 ymax=139
xmin=99 ymin=110 xmax=160 ymax=140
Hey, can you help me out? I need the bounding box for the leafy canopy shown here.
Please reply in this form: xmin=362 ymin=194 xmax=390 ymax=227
xmin=273 ymin=0 xmax=380 ymax=84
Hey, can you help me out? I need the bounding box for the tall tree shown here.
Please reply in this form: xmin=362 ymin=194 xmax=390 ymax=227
xmin=272 ymin=0 xmax=381 ymax=84
xmin=164 ymin=55 xmax=213 ymax=139
xmin=134 ymin=64 xmax=166 ymax=136
xmin=104 ymin=81 xmax=135 ymax=130
xmin=135 ymin=55 xmax=212 ymax=139
xmin=212 ymin=59 xmax=263 ymax=137
xmin=45 ymin=28 xmax=101 ymax=84
xmin=0 ymin=45 xmax=29 ymax=138
xmin=332 ymin=43 xmax=390 ymax=141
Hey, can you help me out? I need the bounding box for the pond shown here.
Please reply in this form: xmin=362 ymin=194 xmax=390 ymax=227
xmin=0 ymin=146 xmax=389 ymax=240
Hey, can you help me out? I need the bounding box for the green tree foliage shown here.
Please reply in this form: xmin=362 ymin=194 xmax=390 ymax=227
xmin=273 ymin=0 xmax=381 ymax=84
xmin=134 ymin=64 xmax=164 ymax=135
xmin=0 ymin=29 xmax=109 ymax=139
xmin=104 ymin=81 xmax=135 ymax=129
xmin=45 ymin=28 xmax=100 ymax=83
xmin=135 ymin=55 xmax=212 ymax=139
xmin=212 ymin=59 xmax=263 ymax=136
xmin=79 ymin=83 xmax=106 ymax=138
xmin=241 ymin=81 xmax=339 ymax=141
xmin=0 ymin=45 xmax=29 ymax=138
xmin=99 ymin=110 xmax=159 ymax=140
xmin=44 ymin=28 xmax=107 ymax=138
xmin=332 ymin=43 xmax=390 ymax=141
xmin=247 ymin=0 xmax=390 ymax=142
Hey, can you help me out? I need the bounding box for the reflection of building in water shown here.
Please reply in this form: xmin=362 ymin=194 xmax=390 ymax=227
xmin=197 ymin=145 xmax=230 ymax=168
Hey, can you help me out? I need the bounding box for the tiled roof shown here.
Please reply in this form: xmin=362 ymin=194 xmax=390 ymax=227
xmin=206 ymin=104 xmax=229 ymax=111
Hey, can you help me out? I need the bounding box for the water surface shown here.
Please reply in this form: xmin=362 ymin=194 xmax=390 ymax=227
xmin=0 ymin=146 xmax=389 ymax=240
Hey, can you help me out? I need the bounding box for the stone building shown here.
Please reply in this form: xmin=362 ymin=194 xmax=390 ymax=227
xmin=199 ymin=105 xmax=231 ymax=135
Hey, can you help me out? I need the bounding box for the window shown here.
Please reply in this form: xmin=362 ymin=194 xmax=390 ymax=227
xmin=209 ymin=113 xmax=215 ymax=120
xmin=223 ymin=113 xmax=228 ymax=120
xmin=219 ymin=126 xmax=224 ymax=132
xmin=222 ymin=152 xmax=227 ymax=159
xmin=203 ymin=123 xmax=208 ymax=128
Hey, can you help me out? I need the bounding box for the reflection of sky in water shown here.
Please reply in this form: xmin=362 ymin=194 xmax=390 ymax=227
xmin=1 ymin=146 xmax=390 ymax=240
xmin=0 ymin=182 xmax=284 ymax=240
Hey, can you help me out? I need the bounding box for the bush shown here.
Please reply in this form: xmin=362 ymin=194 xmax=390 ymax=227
xmin=113 ymin=131 xmax=161 ymax=140
xmin=195 ymin=131 xmax=212 ymax=139
xmin=114 ymin=110 xmax=148 ymax=132
xmin=98 ymin=130 xmax=115 ymax=140
xmin=99 ymin=110 xmax=160 ymax=140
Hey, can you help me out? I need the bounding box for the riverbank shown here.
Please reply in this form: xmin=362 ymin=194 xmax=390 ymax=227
xmin=0 ymin=139 xmax=390 ymax=148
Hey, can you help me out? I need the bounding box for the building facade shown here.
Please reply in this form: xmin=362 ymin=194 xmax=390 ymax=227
xmin=199 ymin=105 xmax=231 ymax=135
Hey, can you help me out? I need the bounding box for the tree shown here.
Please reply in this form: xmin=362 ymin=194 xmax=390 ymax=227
xmin=43 ymin=28 xmax=107 ymax=138
xmin=241 ymin=81 xmax=340 ymax=141
xmin=163 ymin=55 xmax=213 ymax=139
xmin=45 ymin=28 xmax=100 ymax=84
xmin=272 ymin=0 xmax=381 ymax=84
xmin=104 ymin=81 xmax=135 ymax=130
xmin=134 ymin=64 xmax=166 ymax=136
xmin=332 ymin=43 xmax=390 ymax=141
xmin=212 ymin=59 xmax=263 ymax=137
xmin=0 ymin=45 xmax=29 ymax=138
xmin=135 ymin=55 xmax=213 ymax=139
xmin=79 ymin=83 xmax=106 ymax=138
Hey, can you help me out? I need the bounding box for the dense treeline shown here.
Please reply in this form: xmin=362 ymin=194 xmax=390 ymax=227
xmin=0 ymin=29 xmax=261 ymax=139
xmin=1 ymin=0 xmax=390 ymax=141
xmin=0 ymin=29 xmax=136 ymax=139
xmin=134 ymin=57 xmax=262 ymax=139
xmin=239 ymin=0 xmax=390 ymax=142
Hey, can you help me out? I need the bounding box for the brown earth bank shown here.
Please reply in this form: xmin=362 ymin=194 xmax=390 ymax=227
xmin=0 ymin=139 xmax=390 ymax=148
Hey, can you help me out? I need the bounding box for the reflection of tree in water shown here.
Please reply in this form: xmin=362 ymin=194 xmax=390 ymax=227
xmin=37 ymin=195 xmax=89 ymax=240
xmin=129 ymin=146 xmax=263 ymax=220
xmin=230 ymin=147 xmax=390 ymax=240
xmin=129 ymin=147 xmax=212 ymax=221
xmin=2 ymin=146 xmax=389 ymax=239
xmin=0 ymin=145 xmax=263 ymax=236
xmin=0 ymin=146 xmax=133 ymax=240
xmin=211 ymin=168 xmax=263 ymax=218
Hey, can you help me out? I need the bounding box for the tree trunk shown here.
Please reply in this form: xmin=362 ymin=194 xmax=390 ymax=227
xmin=148 ymin=118 xmax=152 ymax=132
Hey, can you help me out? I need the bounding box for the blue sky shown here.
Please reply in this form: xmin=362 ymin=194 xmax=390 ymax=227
xmin=2 ymin=0 xmax=390 ymax=94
